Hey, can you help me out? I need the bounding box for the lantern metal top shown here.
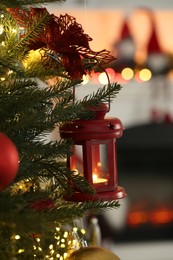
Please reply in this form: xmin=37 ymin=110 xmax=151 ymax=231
xmin=59 ymin=102 xmax=124 ymax=141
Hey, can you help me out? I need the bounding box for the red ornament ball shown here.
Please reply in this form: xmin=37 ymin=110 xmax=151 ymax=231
xmin=0 ymin=132 xmax=19 ymax=191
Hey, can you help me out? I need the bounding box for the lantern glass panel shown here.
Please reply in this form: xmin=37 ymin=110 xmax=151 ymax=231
xmin=70 ymin=145 xmax=83 ymax=176
xmin=91 ymin=143 xmax=109 ymax=186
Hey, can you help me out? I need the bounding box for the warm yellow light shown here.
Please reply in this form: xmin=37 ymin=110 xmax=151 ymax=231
xmin=139 ymin=68 xmax=152 ymax=81
xmin=63 ymin=231 xmax=68 ymax=238
xmin=8 ymin=70 xmax=13 ymax=75
xmin=49 ymin=244 xmax=53 ymax=249
xmin=15 ymin=235 xmax=20 ymax=240
xmin=1 ymin=14 xmax=4 ymax=18
xmin=60 ymin=243 xmax=65 ymax=248
xmin=98 ymin=72 xmax=110 ymax=84
xmin=18 ymin=249 xmax=25 ymax=254
xmin=97 ymin=162 xmax=101 ymax=167
xmin=80 ymin=228 xmax=86 ymax=235
xmin=1 ymin=41 xmax=5 ymax=46
xmin=56 ymin=227 xmax=60 ymax=232
xmin=64 ymin=252 xmax=68 ymax=258
xmin=73 ymin=227 xmax=78 ymax=232
xmin=81 ymin=75 xmax=89 ymax=85
xmin=121 ymin=67 xmax=134 ymax=80
xmin=72 ymin=169 xmax=79 ymax=175
xmin=0 ymin=25 xmax=3 ymax=34
xmin=92 ymin=173 xmax=98 ymax=183
xmin=22 ymin=49 xmax=41 ymax=68
xmin=36 ymin=238 xmax=40 ymax=242
xmin=12 ymin=28 xmax=17 ymax=33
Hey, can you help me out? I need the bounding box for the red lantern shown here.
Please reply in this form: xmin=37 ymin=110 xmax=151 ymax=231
xmin=60 ymin=103 xmax=126 ymax=201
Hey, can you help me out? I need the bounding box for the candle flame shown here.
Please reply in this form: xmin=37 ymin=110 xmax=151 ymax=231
xmin=92 ymin=173 xmax=98 ymax=183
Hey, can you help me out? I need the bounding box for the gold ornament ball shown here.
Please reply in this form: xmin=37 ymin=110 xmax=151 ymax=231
xmin=67 ymin=246 xmax=120 ymax=260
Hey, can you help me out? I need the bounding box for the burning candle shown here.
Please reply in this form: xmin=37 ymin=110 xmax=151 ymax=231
xmin=92 ymin=173 xmax=107 ymax=184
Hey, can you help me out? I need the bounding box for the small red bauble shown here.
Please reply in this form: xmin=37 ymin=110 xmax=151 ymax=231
xmin=0 ymin=132 xmax=19 ymax=191
xmin=30 ymin=199 xmax=55 ymax=211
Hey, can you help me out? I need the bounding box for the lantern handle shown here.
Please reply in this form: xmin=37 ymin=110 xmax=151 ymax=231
xmin=72 ymin=62 xmax=111 ymax=112
xmin=97 ymin=61 xmax=111 ymax=112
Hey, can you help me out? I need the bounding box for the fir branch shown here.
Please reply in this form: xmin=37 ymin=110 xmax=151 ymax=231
xmin=43 ymin=200 xmax=120 ymax=224
xmin=8 ymin=9 xmax=51 ymax=61
xmin=81 ymin=82 xmax=123 ymax=106
xmin=0 ymin=0 xmax=65 ymax=9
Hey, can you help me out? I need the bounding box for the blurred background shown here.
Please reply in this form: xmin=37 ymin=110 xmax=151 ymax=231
xmin=47 ymin=1 xmax=173 ymax=259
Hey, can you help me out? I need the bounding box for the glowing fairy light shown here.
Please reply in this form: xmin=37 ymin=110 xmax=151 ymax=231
xmin=121 ymin=67 xmax=134 ymax=80
xmin=80 ymin=228 xmax=86 ymax=235
xmin=8 ymin=70 xmax=13 ymax=75
xmin=63 ymin=231 xmax=68 ymax=238
xmin=49 ymin=244 xmax=53 ymax=250
xmin=139 ymin=68 xmax=152 ymax=81
xmin=8 ymin=225 xmax=85 ymax=258
xmin=81 ymin=74 xmax=89 ymax=85
xmin=15 ymin=235 xmax=20 ymax=240
xmin=12 ymin=28 xmax=17 ymax=33
xmin=98 ymin=72 xmax=109 ymax=84
xmin=73 ymin=227 xmax=78 ymax=232
xmin=18 ymin=249 xmax=25 ymax=254
xmin=0 ymin=24 xmax=3 ymax=34
xmin=1 ymin=41 xmax=5 ymax=46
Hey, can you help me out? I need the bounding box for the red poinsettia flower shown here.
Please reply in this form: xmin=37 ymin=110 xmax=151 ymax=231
xmin=7 ymin=8 xmax=115 ymax=79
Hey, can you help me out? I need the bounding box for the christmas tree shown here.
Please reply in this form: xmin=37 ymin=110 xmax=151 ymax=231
xmin=0 ymin=0 xmax=123 ymax=258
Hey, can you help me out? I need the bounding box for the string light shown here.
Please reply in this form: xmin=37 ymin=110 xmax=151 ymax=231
xmin=0 ymin=24 xmax=3 ymax=34
xmin=81 ymin=74 xmax=89 ymax=85
xmin=98 ymin=72 xmax=110 ymax=84
xmin=139 ymin=68 xmax=152 ymax=81
xmin=14 ymin=234 xmax=20 ymax=240
xmin=121 ymin=67 xmax=134 ymax=80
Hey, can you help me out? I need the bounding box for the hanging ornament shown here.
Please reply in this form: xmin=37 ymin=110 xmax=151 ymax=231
xmin=146 ymin=11 xmax=169 ymax=76
xmin=112 ymin=17 xmax=136 ymax=74
xmin=66 ymin=246 xmax=120 ymax=260
xmin=7 ymin=8 xmax=115 ymax=80
xmin=60 ymin=102 xmax=126 ymax=201
xmin=29 ymin=198 xmax=55 ymax=211
xmin=0 ymin=132 xmax=19 ymax=191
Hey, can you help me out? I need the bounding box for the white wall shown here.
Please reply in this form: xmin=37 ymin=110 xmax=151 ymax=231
xmin=76 ymin=77 xmax=173 ymax=128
